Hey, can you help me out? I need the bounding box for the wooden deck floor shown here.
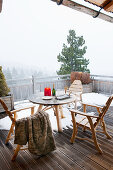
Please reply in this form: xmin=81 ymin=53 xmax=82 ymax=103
xmin=0 ymin=106 xmax=113 ymax=170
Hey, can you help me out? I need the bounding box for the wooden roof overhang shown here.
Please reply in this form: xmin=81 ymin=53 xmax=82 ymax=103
xmin=0 ymin=0 xmax=2 ymax=13
xmin=0 ymin=0 xmax=113 ymax=23
xmin=51 ymin=0 xmax=113 ymax=23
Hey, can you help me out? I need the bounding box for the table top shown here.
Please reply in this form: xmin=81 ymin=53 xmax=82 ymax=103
xmin=29 ymin=94 xmax=76 ymax=106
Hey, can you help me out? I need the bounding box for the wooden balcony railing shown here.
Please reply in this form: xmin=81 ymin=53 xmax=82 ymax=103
xmin=6 ymin=74 xmax=113 ymax=101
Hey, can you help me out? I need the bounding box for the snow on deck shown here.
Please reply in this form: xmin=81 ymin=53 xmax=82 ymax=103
xmin=0 ymin=93 xmax=113 ymax=131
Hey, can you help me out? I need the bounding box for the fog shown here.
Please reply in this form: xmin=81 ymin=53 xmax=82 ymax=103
xmin=0 ymin=0 xmax=113 ymax=76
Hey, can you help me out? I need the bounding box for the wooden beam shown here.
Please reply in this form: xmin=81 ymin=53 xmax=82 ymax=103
xmin=0 ymin=0 xmax=2 ymax=13
xmin=104 ymin=1 xmax=113 ymax=12
xmin=102 ymin=0 xmax=112 ymax=8
xmin=86 ymin=0 xmax=111 ymax=8
xmin=51 ymin=0 xmax=113 ymax=23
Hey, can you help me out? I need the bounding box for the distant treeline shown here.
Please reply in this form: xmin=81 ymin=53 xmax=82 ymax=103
xmin=3 ymin=67 xmax=44 ymax=80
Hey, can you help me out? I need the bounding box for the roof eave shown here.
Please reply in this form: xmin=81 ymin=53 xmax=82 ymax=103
xmin=51 ymin=0 xmax=113 ymax=23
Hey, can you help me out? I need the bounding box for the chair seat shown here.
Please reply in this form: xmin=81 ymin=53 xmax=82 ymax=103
xmin=75 ymin=112 xmax=97 ymax=129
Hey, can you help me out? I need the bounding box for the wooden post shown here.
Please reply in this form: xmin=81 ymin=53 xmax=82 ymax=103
xmin=32 ymin=75 xmax=35 ymax=94
xmin=10 ymin=94 xmax=14 ymax=110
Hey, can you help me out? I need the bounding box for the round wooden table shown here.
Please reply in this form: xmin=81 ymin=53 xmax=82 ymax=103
xmin=29 ymin=94 xmax=76 ymax=132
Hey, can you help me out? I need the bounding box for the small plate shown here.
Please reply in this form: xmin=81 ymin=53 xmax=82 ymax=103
xmin=42 ymin=96 xmax=53 ymax=100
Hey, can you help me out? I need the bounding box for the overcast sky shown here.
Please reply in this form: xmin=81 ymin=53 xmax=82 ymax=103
xmin=0 ymin=0 xmax=113 ymax=76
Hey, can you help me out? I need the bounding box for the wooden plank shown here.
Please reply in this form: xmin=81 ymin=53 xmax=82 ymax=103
xmin=69 ymin=87 xmax=82 ymax=92
xmin=86 ymin=0 xmax=113 ymax=12
xmin=2 ymin=130 xmax=53 ymax=170
xmin=76 ymin=128 xmax=113 ymax=166
xmin=55 ymin=129 xmax=108 ymax=170
xmin=64 ymin=127 xmax=113 ymax=169
xmin=0 ymin=106 xmax=113 ymax=169
xmin=49 ymin=150 xmax=83 ymax=169
xmin=0 ymin=127 xmax=113 ymax=169
xmin=51 ymin=0 xmax=113 ymax=23
xmin=86 ymin=0 xmax=110 ymax=7
xmin=70 ymin=84 xmax=82 ymax=88
xmin=104 ymin=1 xmax=113 ymax=12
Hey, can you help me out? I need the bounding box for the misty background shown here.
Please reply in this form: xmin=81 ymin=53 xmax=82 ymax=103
xmin=0 ymin=0 xmax=113 ymax=78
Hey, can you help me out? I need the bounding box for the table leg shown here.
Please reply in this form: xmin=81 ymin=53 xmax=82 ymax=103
xmin=59 ymin=105 xmax=65 ymax=118
xmin=54 ymin=105 xmax=62 ymax=132
xmin=38 ymin=104 xmax=43 ymax=111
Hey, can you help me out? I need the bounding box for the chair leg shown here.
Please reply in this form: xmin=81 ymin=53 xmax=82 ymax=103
xmin=68 ymin=103 xmax=71 ymax=108
xmin=70 ymin=112 xmax=77 ymax=143
xmin=88 ymin=117 xmax=103 ymax=154
xmin=74 ymin=100 xmax=77 ymax=110
xmin=92 ymin=131 xmax=102 ymax=154
xmin=12 ymin=144 xmax=21 ymax=161
xmin=83 ymin=126 xmax=86 ymax=132
xmin=101 ymin=120 xmax=112 ymax=139
xmin=52 ymin=107 xmax=56 ymax=116
xmin=5 ymin=123 xmax=15 ymax=144
xmin=31 ymin=107 xmax=35 ymax=115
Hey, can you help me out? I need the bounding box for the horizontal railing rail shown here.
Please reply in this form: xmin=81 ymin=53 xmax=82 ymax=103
xmin=91 ymin=75 xmax=113 ymax=81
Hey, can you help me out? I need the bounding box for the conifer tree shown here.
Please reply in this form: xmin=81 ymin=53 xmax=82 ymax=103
xmin=0 ymin=66 xmax=10 ymax=97
xmin=57 ymin=30 xmax=90 ymax=75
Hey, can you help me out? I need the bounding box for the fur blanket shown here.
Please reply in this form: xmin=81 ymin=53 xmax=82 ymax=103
xmin=14 ymin=110 xmax=56 ymax=155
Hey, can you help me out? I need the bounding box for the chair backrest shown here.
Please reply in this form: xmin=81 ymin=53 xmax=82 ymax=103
xmin=94 ymin=95 xmax=113 ymax=127
xmin=0 ymin=98 xmax=15 ymax=123
xmin=100 ymin=95 xmax=113 ymax=118
xmin=69 ymin=80 xmax=83 ymax=95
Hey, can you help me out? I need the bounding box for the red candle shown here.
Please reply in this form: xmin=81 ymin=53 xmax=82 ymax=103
xmin=44 ymin=87 xmax=51 ymax=96
xmin=48 ymin=88 xmax=51 ymax=96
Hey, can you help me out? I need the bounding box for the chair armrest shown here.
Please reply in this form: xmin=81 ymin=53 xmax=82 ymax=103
xmin=11 ymin=105 xmax=35 ymax=114
xmin=81 ymin=102 xmax=104 ymax=109
xmin=70 ymin=108 xmax=99 ymax=118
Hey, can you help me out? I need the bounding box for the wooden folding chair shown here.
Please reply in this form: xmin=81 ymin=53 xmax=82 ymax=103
xmin=0 ymin=98 xmax=35 ymax=161
xmin=0 ymin=98 xmax=35 ymax=144
xmin=70 ymin=95 xmax=113 ymax=153
xmin=68 ymin=80 xmax=83 ymax=109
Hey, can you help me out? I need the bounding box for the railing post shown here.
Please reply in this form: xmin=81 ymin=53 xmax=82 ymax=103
xmin=32 ymin=75 xmax=35 ymax=94
xmin=92 ymin=77 xmax=95 ymax=92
